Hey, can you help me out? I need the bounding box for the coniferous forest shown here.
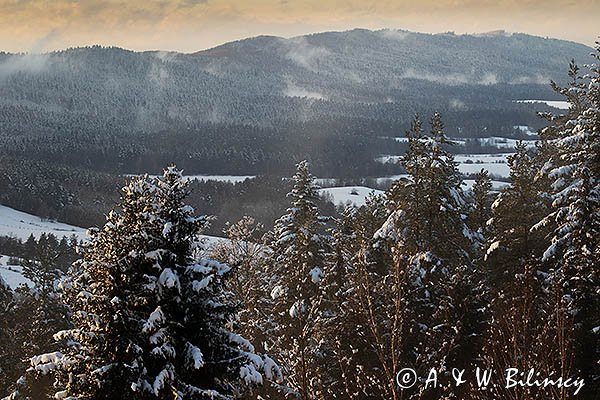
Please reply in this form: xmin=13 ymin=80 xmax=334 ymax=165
xmin=0 ymin=43 xmax=597 ymax=399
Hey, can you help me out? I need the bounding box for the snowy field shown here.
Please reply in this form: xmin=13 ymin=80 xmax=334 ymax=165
xmin=125 ymin=174 xmax=255 ymax=184
xmin=475 ymin=137 xmax=537 ymax=149
xmin=375 ymin=175 xmax=410 ymax=185
xmin=514 ymin=100 xmax=570 ymax=110
xmin=375 ymin=155 xmax=403 ymax=164
xmin=389 ymin=137 xmax=468 ymax=145
xmin=455 ymin=153 xmax=511 ymax=178
xmin=462 ymin=179 xmax=510 ymax=191
xmin=319 ymin=186 xmax=384 ymax=207
xmin=513 ymin=125 xmax=537 ymax=136
xmin=376 ymin=153 xmax=511 ymax=179
xmin=381 ymin=136 xmax=537 ymax=150
xmin=0 ymin=256 xmax=32 ymax=289
xmin=0 ymin=204 xmax=87 ymax=241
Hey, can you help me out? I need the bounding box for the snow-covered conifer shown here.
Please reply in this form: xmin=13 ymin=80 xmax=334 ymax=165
xmin=536 ymin=46 xmax=600 ymax=395
xmin=267 ymin=160 xmax=331 ymax=399
xmin=370 ymin=113 xmax=484 ymax=399
xmin=20 ymin=167 xmax=275 ymax=399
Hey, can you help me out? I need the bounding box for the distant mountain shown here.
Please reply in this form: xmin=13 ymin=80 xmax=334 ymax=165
xmin=0 ymin=29 xmax=593 ymax=175
xmin=193 ymin=29 xmax=591 ymax=103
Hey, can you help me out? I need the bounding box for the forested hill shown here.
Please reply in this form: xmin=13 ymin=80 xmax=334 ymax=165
xmin=0 ymin=29 xmax=594 ymax=176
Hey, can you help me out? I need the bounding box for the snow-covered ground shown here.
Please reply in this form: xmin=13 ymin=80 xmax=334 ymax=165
xmin=475 ymin=137 xmax=537 ymax=149
xmin=125 ymin=174 xmax=255 ymax=184
xmin=454 ymin=154 xmax=511 ymax=163
xmin=462 ymin=179 xmax=510 ymax=191
xmin=515 ymin=100 xmax=570 ymax=110
xmin=387 ymin=137 xmax=469 ymax=145
xmin=375 ymin=155 xmax=403 ymax=164
xmin=0 ymin=204 xmax=87 ymax=241
xmin=319 ymin=186 xmax=384 ymax=207
xmin=381 ymin=136 xmax=537 ymax=151
xmin=0 ymin=256 xmax=32 ymax=289
xmin=376 ymin=153 xmax=512 ymax=179
xmin=375 ymin=174 xmax=410 ymax=185
xmin=455 ymin=153 xmax=511 ymax=178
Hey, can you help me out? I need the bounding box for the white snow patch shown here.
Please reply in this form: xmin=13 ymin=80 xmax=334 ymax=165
xmin=319 ymin=186 xmax=384 ymax=207
xmin=455 ymin=153 xmax=512 ymax=178
xmin=462 ymin=180 xmax=510 ymax=191
xmin=515 ymin=100 xmax=570 ymax=110
xmin=309 ymin=267 xmax=323 ymax=283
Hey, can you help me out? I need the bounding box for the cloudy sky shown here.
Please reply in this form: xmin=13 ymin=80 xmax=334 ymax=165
xmin=1 ymin=0 xmax=598 ymax=53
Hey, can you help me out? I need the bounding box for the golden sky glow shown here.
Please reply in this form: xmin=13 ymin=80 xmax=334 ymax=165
xmin=1 ymin=0 xmax=598 ymax=53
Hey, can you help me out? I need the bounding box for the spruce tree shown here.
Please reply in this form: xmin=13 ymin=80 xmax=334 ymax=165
xmin=6 ymin=233 xmax=73 ymax=400
xmin=268 ymin=160 xmax=331 ymax=399
xmin=209 ymin=216 xmax=282 ymax=399
xmin=134 ymin=166 xmax=278 ymax=399
xmin=20 ymin=167 xmax=275 ymax=399
xmin=321 ymin=194 xmax=390 ymax=399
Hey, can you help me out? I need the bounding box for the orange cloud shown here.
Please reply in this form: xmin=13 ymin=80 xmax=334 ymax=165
xmin=0 ymin=0 xmax=597 ymax=53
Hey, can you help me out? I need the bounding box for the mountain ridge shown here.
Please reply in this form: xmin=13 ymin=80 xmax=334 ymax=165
xmin=0 ymin=28 xmax=594 ymax=177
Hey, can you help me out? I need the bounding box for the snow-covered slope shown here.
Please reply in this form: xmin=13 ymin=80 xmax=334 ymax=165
xmin=0 ymin=204 xmax=87 ymax=240
xmin=0 ymin=256 xmax=32 ymax=289
xmin=0 ymin=204 xmax=229 ymax=289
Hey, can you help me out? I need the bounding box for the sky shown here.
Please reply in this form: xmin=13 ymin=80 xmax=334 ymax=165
xmin=1 ymin=0 xmax=598 ymax=53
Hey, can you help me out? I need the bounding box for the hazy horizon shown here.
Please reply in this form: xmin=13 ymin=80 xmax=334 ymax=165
xmin=0 ymin=27 xmax=595 ymax=56
xmin=0 ymin=0 xmax=597 ymax=54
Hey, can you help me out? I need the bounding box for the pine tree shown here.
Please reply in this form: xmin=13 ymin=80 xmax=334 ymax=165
xmin=371 ymin=113 xmax=484 ymax=399
xmin=478 ymin=142 xmax=564 ymax=399
xmin=536 ymin=46 xmax=600 ymax=396
xmin=320 ymin=194 xmax=390 ymax=399
xmin=267 ymin=160 xmax=331 ymax=399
